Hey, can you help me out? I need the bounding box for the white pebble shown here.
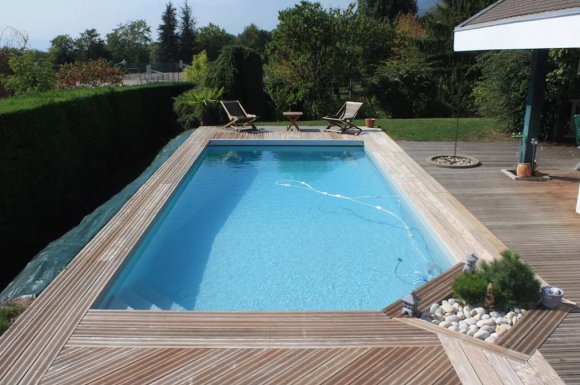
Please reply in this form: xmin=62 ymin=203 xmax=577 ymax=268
xmin=482 ymin=314 xmax=491 ymax=320
xmin=448 ymin=298 xmax=456 ymax=305
xmin=490 ymin=311 xmax=501 ymax=318
xmin=476 ymin=319 xmax=496 ymax=328
xmin=439 ymin=321 xmax=451 ymax=328
xmin=465 ymin=317 xmax=477 ymax=326
xmin=463 ymin=308 xmax=471 ymax=319
xmin=430 ymin=303 xmax=440 ymax=314
xmin=448 ymin=325 xmax=459 ymax=332
xmin=495 ymin=317 xmax=508 ymax=325
xmin=445 ymin=315 xmax=460 ymax=323
xmin=496 ymin=324 xmax=512 ymax=335
xmin=475 ymin=307 xmax=486 ymax=316
xmin=474 ymin=330 xmax=491 ymax=340
xmin=441 ymin=303 xmax=454 ymax=314
xmin=485 ymin=335 xmax=498 ymax=344
xmin=467 ymin=325 xmax=479 ymax=336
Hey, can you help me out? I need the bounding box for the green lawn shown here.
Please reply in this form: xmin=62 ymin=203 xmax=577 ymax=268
xmin=261 ymin=117 xmax=510 ymax=141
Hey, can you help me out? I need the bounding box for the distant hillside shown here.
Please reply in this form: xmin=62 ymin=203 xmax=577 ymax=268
xmin=418 ymin=0 xmax=439 ymax=14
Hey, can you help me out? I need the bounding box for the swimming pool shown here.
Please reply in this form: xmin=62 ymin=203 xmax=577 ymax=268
xmin=95 ymin=143 xmax=453 ymax=311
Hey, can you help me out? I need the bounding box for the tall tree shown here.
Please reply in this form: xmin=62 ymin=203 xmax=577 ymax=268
xmin=236 ymin=24 xmax=271 ymax=57
xmin=357 ymin=0 xmax=417 ymax=21
xmin=158 ymin=2 xmax=179 ymax=63
xmin=205 ymin=46 xmax=268 ymax=116
xmin=178 ymin=0 xmax=197 ymax=63
xmin=107 ymin=20 xmax=152 ymax=64
xmin=75 ymin=29 xmax=109 ymax=62
xmin=49 ymin=34 xmax=76 ymax=65
xmin=421 ymin=0 xmax=496 ymax=115
xmin=370 ymin=14 xmax=438 ymax=117
xmin=197 ymin=23 xmax=235 ymax=61
xmin=265 ymin=1 xmax=345 ymax=117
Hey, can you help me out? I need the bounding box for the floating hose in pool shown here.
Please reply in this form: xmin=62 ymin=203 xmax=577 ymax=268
xmin=276 ymin=179 xmax=442 ymax=286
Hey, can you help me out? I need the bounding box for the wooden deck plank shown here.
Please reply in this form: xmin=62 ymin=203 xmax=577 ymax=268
xmin=341 ymin=347 xmax=418 ymax=385
xmin=408 ymin=348 xmax=460 ymax=385
xmin=497 ymin=304 xmax=569 ymax=355
xmin=540 ymin=312 xmax=580 ymax=385
xmin=67 ymin=310 xmax=439 ymax=348
xmin=528 ymin=351 xmax=567 ymax=385
xmin=383 ymin=263 xmax=464 ymax=317
xmin=460 ymin=342 xmax=505 ymax=385
xmin=319 ymin=348 xmax=401 ymax=385
xmin=376 ymin=346 xmax=443 ymax=385
xmin=484 ymin=351 xmax=525 ymax=385
xmin=439 ymin=335 xmax=484 ymax=385
xmin=147 ymin=348 xmax=249 ymax=385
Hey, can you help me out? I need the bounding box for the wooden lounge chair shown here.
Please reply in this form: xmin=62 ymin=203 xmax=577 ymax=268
xmin=322 ymin=101 xmax=363 ymax=134
xmin=220 ymin=100 xmax=258 ymax=131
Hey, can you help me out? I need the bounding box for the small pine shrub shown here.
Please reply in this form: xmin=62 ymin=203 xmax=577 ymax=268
xmin=452 ymin=273 xmax=488 ymax=305
xmin=480 ymin=250 xmax=541 ymax=310
xmin=0 ymin=302 xmax=28 ymax=336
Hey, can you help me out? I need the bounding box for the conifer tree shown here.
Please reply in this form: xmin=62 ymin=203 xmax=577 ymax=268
xmin=421 ymin=0 xmax=496 ymax=115
xmin=179 ymin=0 xmax=198 ymax=63
xmin=357 ymin=0 xmax=417 ymax=21
xmin=158 ymin=2 xmax=179 ymax=63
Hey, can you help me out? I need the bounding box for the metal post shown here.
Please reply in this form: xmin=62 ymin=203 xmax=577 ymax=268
xmin=530 ymin=138 xmax=538 ymax=172
xmin=519 ymin=49 xmax=548 ymax=164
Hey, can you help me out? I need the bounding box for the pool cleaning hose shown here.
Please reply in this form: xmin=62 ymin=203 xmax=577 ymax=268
xmin=276 ymin=180 xmax=441 ymax=285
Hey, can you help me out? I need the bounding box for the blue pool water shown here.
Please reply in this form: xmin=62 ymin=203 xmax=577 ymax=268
xmin=95 ymin=144 xmax=452 ymax=311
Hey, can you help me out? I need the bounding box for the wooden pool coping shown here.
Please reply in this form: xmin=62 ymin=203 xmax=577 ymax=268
xmin=0 ymin=127 xmax=566 ymax=385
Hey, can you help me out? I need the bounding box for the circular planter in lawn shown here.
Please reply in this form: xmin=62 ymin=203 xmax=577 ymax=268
xmin=427 ymin=154 xmax=481 ymax=168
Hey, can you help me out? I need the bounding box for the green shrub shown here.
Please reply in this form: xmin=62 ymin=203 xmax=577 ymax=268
xmin=0 ymin=84 xmax=191 ymax=286
xmin=57 ymin=59 xmax=123 ymax=88
xmin=173 ymin=86 xmax=223 ymax=128
xmin=205 ymin=45 xmax=271 ymax=119
xmin=182 ymin=50 xmax=208 ymax=84
xmin=0 ymin=301 xmax=29 ymax=335
xmin=452 ymin=273 xmax=488 ymax=305
xmin=2 ymin=52 xmax=56 ymax=95
xmin=480 ymin=250 xmax=541 ymax=310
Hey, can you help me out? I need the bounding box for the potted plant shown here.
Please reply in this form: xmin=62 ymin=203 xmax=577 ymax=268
xmin=516 ymin=163 xmax=532 ymax=177
xmin=365 ymin=118 xmax=375 ymax=128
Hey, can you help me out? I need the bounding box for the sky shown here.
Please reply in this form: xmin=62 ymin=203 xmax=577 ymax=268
xmin=1 ymin=0 xmax=355 ymax=51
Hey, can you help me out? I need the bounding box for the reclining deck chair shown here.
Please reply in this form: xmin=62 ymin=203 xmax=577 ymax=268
xmin=322 ymin=101 xmax=363 ymax=134
xmin=220 ymin=100 xmax=258 ymax=131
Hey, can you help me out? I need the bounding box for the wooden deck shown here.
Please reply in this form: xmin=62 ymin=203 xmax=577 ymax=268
xmin=0 ymin=128 xmax=575 ymax=384
xmin=400 ymin=140 xmax=580 ymax=384
xmin=383 ymin=263 xmax=464 ymax=317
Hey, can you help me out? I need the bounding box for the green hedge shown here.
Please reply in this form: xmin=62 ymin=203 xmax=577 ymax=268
xmin=0 ymin=84 xmax=192 ymax=287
